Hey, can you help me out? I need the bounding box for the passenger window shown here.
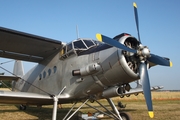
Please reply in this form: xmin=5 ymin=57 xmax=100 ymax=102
xmin=39 ymin=74 xmax=42 ymax=80
xmin=48 ymin=69 xmax=51 ymax=76
xmin=53 ymin=66 xmax=57 ymax=73
xmin=43 ymin=71 xmax=46 ymax=78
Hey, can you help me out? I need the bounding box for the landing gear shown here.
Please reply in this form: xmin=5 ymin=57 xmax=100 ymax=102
xmin=106 ymin=98 xmax=123 ymax=119
xmin=62 ymin=97 xmax=131 ymax=120
xmin=120 ymin=112 xmax=131 ymax=120
xmin=19 ymin=105 xmax=26 ymax=110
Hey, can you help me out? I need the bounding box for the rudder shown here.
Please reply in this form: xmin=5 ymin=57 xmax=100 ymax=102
xmin=12 ymin=60 xmax=24 ymax=91
xmin=13 ymin=60 xmax=24 ymax=77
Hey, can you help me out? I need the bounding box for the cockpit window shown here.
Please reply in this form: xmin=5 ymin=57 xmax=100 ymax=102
xmin=60 ymin=39 xmax=97 ymax=60
xmin=74 ymin=40 xmax=87 ymax=49
xmin=83 ymin=40 xmax=95 ymax=48
xmin=67 ymin=43 xmax=72 ymax=52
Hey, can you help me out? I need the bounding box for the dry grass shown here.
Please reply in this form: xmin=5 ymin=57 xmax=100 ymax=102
xmin=0 ymin=91 xmax=180 ymax=120
xmin=0 ymin=88 xmax=11 ymax=91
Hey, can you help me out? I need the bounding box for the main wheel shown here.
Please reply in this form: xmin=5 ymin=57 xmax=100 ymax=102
xmin=120 ymin=112 xmax=131 ymax=120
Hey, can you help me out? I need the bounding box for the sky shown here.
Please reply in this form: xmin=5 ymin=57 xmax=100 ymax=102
xmin=0 ymin=0 xmax=179 ymax=90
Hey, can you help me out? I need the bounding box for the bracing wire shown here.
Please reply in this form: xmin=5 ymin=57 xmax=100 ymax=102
xmin=0 ymin=64 xmax=53 ymax=96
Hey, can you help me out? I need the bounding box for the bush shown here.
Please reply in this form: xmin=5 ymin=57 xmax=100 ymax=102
xmin=0 ymin=80 xmax=12 ymax=88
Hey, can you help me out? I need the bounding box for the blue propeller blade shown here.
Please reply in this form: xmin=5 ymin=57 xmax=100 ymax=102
xmin=148 ymin=54 xmax=172 ymax=67
xmin=139 ymin=62 xmax=154 ymax=118
xmin=96 ymin=33 xmax=136 ymax=53
xmin=133 ymin=2 xmax=141 ymax=43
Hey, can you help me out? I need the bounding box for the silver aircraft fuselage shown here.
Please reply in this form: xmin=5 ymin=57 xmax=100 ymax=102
xmin=14 ymin=35 xmax=140 ymax=104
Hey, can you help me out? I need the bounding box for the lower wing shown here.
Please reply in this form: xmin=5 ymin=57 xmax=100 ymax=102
xmin=0 ymin=90 xmax=53 ymax=105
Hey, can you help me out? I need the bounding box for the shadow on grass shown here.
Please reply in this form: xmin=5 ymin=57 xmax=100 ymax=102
xmin=21 ymin=107 xmax=77 ymax=120
xmin=0 ymin=105 xmax=78 ymax=120
xmin=119 ymin=109 xmax=137 ymax=112
xmin=0 ymin=104 xmax=137 ymax=120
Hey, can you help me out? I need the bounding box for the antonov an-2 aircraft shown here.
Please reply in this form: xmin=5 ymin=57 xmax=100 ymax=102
xmin=0 ymin=3 xmax=172 ymax=120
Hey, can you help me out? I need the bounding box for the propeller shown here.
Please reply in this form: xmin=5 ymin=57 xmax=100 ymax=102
xmin=133 ymin=2 xmax=173 ymax=67
xmin=96 ymin=33 xmax=172 ymax=67
xmin=96 ymin=2 xmax=172 ymax=118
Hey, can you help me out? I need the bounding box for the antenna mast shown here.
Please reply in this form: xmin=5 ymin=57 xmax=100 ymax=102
xmin=76 ymin=25 xmax=79 ymax=39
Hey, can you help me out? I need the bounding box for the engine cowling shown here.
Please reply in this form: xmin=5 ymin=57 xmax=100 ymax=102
xmin=99 ymin=35 xmax=140 ymax=86
xmin=118 ymin=35 xmax=141 ymax=75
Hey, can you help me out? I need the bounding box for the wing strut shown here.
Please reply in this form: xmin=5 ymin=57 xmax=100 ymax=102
xmin=52 ymin=96 xmax=58 ymax=120
xmin=52 ymin=86 xmax=66 ymax=120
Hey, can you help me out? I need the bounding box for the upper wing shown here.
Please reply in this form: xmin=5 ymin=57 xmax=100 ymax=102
xmin=0 ymin=27 xmax=63 ymax=63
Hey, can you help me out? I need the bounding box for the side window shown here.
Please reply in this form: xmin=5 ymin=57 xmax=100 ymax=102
xmin=67 ymin=43 xmax=72 ymax=52
xmin=48 ymin=69 xmax=51 ymax=76
xmin=43 ymin=71 xmax=46 ymax=78
xmin=53 ymin=66 xmax=57 ymax=73
xmin=39 ymin=74 xmax=42 ymax=80
xmin=67 ymin=43 xmax=74 ymax=56
xmin=60 ymin=43 xmax=75 ymax=59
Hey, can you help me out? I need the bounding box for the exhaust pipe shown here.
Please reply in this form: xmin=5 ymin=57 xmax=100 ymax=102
xmin=102 ymin=86 xmax=123 ymax=98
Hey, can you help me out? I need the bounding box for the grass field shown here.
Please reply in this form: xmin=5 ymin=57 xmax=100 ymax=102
xmin=0 ymin=91 xmax=180 ymax=120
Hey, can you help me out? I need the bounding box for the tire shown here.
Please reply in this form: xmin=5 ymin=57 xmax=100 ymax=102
xmin=120 ymin=112 xmax=131 ymax=120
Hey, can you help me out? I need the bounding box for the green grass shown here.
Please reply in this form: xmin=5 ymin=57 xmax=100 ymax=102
xmin=0 ymin=92 xmax=180 ymax=120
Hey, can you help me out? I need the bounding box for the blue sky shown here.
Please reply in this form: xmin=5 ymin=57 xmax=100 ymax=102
xmin=0 ymin=0 xmax=179 ymax=90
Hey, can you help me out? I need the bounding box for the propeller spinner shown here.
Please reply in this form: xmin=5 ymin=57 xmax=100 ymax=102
xmin=96 ymin=2 xmax=172 ymax=118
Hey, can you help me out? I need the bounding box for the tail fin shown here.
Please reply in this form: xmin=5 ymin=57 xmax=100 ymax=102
xmin=13 ymin=60 xmax=24 ymax=77
xmin=12 ymin=60 xmax=24 ymax=91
